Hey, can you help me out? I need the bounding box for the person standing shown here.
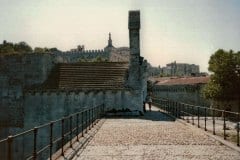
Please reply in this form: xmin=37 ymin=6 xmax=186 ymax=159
xmin=146 ymin=94 xmax=152 ymax=111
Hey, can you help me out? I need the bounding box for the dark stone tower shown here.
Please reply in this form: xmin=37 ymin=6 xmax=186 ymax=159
xmin=128 ymin=10 xmax=140 ymax=64
xmin=127 ymin=10 xmax=141 ymax=89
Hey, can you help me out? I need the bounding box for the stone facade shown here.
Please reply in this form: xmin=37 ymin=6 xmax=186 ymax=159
xmin=152 ymin=77 xmax=210 ymax=106
xmin=153 ymin=84 xmax=210 ymax=106
xmin=163 ymin=61 xmax=200 ymax=76
xmin=0 ymin=54 xmax=53 ymax=128
xmin=52 ymin=33 xmax=130 ymax=63
xmin=146 ymin=61 xmax=200 ymax=77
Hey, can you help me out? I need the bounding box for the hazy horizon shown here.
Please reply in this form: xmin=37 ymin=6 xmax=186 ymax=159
xmin=1 ymin=0 xmax=240 ymax=72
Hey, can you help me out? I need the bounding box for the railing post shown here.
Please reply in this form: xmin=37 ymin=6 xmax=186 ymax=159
xmin=33 ymin=127 xmax=38 ymax=160
xmin=7 ymin=135 xmax=13 ymax=160
xmin=166 ymin=100 xmax=168 ymax=112
xmin=81 ymin=112 xmax=84 ymax=137
xmin=96 ymin=107 xmax=98 ymax=124
xmin=164 ymin=100 xmax=166 ymax=112
xmin=92 ymin=108 xmax=94 ymax=128
xmin=93 ymin=107 xmax=96 ymax=125
xmin=102 ymin=104 xmax=105 ymax=116
xmin=85 ymin=111 xmax=88 ymax=133
xmin=192 ymin=105 xmax=194 ymax=125
xmin=212 ymin=109 xmax=215 ymax=135
xmin=95 ymin=106 xmax=98 ymax=124
xmin=99 ymin=105 xmax=102 ymax=120
xmin=175 ymin=102 xmax=178 ymax=118
xmin=170 ymin=100 xmax=172 ymax=115
xmin=197 ymin=107 xmax=200 ymax=128
xmin=175 ymin=102 xmax=178 ymax=117
xmin=168 ymin=100 xmax=170 ymax=114
xmin=165 ymin=100 xmax=167 ymax=112
xmin=49 ymin=122 xmax=53 ymax=160
xmin=174 ymin=101 xmax=176 ymax=116
xmin=89 ymin=109 xmax=91 ymax=130
xmin=61 ymin=118 xmax=65 ymax=156
xmin=237 ymin=112 xmax=239 ymax=146
xmin=167 ymin=100 xmax=169 ymax=113
xmin=174 ymin=102 xmax=176 ymax=116
xmin=76 ymin=113 xmax=79 ymax=141
xmin=186 ymin=105 xmax=189 ymax=123
xmin=70 ymin=116 xmax=73 ymax=148
xmin=182 ymin=103 xmax=185 ymax=120
xmin=204 ymin=108 xmax=207 ymax=131
xmin=169 ymin=100 xmax=170 ymax=114
xmin=223 ymin=110 xmax=226 ymax=140
xmin=179 ymin=102 xmax=182 ymax=118
xmin=172 ymin=101 xmax=174 ymax=115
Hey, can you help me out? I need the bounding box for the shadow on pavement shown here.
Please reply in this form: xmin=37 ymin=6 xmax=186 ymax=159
xmin=106 ymin=106 xmax=176 ymax=122
xmin=141 ymin=110 xmax=176 ymax=121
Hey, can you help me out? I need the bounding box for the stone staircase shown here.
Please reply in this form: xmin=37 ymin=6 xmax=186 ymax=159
xmin=57 ymin=62 xmax=128 ymax=90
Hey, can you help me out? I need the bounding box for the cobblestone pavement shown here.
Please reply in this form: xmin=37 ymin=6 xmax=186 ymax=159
xmin=73 ymin=106 xmax=240 ymax=160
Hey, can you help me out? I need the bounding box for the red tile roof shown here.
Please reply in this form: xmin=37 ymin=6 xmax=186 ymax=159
xmin=153 ymin=76 xmax=210 ymax=86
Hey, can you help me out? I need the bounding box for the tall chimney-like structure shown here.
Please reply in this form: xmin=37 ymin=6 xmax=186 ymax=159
xmin=128 ymin=10 xmax=140 ymax=64
xmin=127 ymin=10 xmax=141 ymax=90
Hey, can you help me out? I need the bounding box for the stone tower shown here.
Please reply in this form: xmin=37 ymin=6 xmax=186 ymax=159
xmin=108 ymin=32 xmax=113 ymax=47
xmin=128 ymin=11 xmax=140 ymax=64
xmin=127 ymin=10 xmax=141 ymax=89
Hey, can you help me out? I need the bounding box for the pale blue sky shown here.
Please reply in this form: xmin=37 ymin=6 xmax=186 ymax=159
xmin=1 ymin=0 xmax=240 ymax=72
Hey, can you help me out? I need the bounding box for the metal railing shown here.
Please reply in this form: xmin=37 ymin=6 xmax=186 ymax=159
xmin=153 ymin=97 xmax=240 ymax=147
xmin=0 ymin=104 xmax=105 ymax=160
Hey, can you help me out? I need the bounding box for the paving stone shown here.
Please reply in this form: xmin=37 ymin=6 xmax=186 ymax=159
xmin=73 ymin=106 xmax=240 ymax=160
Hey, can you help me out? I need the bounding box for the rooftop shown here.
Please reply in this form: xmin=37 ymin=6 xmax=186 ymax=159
xmin=152 ymin=76 xmax=210 ymax=86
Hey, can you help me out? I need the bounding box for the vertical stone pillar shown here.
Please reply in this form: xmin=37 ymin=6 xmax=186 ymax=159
xmin=127 ymin=10 xmax=141 ymax=89
xmin=128 ymin=10 xmax=140 ymax=64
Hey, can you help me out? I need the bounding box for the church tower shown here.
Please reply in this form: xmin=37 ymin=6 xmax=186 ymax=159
xmin=104 ymin=32 xmax=115 ymax=52
xmin=107 ymin=32 xmax=113 ymax=47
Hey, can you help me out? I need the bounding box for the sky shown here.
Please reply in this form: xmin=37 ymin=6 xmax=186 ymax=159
xmin=1 ymin=0 xmax=240 ymax=72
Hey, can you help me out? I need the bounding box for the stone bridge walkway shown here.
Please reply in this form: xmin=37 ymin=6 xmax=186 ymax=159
xmin=71 ymin=106 xmax=240 ymax=160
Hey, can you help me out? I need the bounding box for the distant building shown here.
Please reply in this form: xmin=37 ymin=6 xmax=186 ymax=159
xmin=147 ymin=63 xmax=161 ymax=77
xmin=70 ymin=45 xmax=85 ymax=52
xmin=152 ymin=76 xmax=210 ymax=106
xmin=162 ymin=61 xmax=200 ymax=76
xmin=65 ymin=33 xmax=130 ymax=63
xmin=147 ymin=61 xmax=201 ymax=77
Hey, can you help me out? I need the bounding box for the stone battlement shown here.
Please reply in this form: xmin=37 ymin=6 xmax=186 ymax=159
xmin=63 ymin=49 xmax=105 ymax=54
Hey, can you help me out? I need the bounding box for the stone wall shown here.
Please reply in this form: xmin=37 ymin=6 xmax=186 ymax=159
xmin=152 ymin=85 xmax=210 ymax=106
xmin=0 ymin=54 xmax=54 ymax=128
xmin=0 ymin=88 xmax=143 ymax=159
xmin=52 ymin=50 xmax=109 ymax=63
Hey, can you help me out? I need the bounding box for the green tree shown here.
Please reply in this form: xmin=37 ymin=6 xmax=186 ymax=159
xmin=48 ymin=47 xmax=60 ymax=52
xmin=34 ymin=47 xmax=61 ymax=53
xmin=14 ymin=41 xmax=32 ymax=53
xmin=0 ymin=41 xmax=15 ymax=54
xmin=34 ymin=47 xmax=46 ymax=53
xmin=202 ymin=49 xmax=240 ymax=100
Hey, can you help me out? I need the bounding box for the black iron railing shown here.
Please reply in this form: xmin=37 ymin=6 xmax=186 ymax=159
xmin=153 ymin=97 xmax=240 ymax=147
xmin=0 ymin=104 xmax=105 ymax=160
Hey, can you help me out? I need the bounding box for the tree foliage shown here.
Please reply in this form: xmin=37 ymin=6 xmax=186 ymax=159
xmin=34 ymin=47 xmax=60 ymax=53
xmin=0 ymin=41 xmax=32 ymax=55
xmin=0 ymin=40 xmax=61 ymax=55
xmin=14 ymin=41 xmax=32 ymax=53
xmin=202 ymin=49 xmax=240 ymax=100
